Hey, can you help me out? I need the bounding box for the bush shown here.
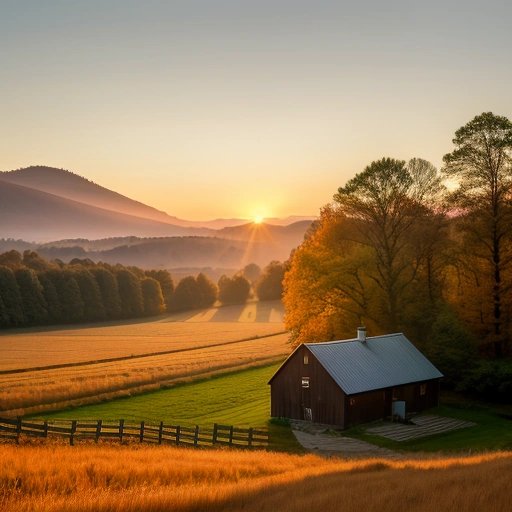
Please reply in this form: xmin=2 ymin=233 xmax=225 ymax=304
xmin=458 ymin=360 xmax=512 ymax=403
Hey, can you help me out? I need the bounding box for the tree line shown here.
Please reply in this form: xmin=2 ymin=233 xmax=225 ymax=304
xmin=283 ymin=112 xmax=512 ymax=401
xmin=0 ymin=250 xmax=286 ymax=328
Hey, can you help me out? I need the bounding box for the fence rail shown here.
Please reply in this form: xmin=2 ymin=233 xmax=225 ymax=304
xmin=0 ymin=417 xmax=268 ymax=448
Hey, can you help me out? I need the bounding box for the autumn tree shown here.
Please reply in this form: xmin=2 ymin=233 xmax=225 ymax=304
xmin=242 ymin=263 xmax=261 ymax=284
xmin=171 ymin=276 xmax=202 ymax=311
xmin=443 ymin=112 xmax=512 ymax=357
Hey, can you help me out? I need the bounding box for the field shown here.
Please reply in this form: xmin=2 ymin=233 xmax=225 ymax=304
xmin=0 ymin=302 xmax=289 ymax=415
xmin=0 ymin=444 xmax=510 ymax=512
xmin=39 ymin=364 xmax=280 ymax=426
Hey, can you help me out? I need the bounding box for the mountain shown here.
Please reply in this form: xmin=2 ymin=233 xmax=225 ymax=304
xmin=0 ymin=179 xmax=212 ymax=242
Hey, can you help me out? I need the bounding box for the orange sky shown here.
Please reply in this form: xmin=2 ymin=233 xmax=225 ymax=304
xmin=1 ymin=1 xmax=511 ymax=220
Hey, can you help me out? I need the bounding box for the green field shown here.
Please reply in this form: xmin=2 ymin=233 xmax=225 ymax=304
xmin=37 ymin=363 xmax=280 ymax=427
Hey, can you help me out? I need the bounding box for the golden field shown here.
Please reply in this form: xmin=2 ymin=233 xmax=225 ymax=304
xmin=0 ymin=302 xmax=284 ymax=371
xmin=0 ymin=302 xmax=288 ymax=415
xmin=0 ymin=444 xmax=511 ymax=512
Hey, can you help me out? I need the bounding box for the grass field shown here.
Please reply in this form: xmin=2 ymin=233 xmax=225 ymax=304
xmin=346 ymin=402 xmax=512 ymax=453
xmin=38 ymin=364 xmax=281 ymax=427
xmin=1 ymin=444 xmax=510 ymax=512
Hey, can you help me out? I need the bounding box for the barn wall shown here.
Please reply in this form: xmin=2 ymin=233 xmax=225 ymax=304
xmin=270 ymin=346 xmax=346 ymax=427
xmin=346 ymin=379 xmax=440 ymax=428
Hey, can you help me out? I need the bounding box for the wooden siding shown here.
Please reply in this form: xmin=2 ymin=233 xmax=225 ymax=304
xmin=270 ymin=345 xmax=441 ymax=429
xmin=270 ymin=346 xmax=345 ymax=426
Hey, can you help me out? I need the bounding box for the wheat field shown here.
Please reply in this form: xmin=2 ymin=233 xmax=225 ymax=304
xmin=0 ymin=444 xmax=510 ymax=512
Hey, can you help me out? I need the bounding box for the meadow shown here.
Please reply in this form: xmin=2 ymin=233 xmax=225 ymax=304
xmin=0 ymin=444 xmax=510 ymax=512
xmin=0 ymin=302 xmax=289 ymax=415
xmin=39 ymin=364 xmax=280 ymax=427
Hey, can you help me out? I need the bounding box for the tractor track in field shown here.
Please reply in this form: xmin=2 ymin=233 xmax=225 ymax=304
xmin=0 ymin=331 xmax=287 ymax=376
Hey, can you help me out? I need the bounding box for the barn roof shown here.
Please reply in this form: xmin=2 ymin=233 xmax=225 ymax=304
xmin=304 ymin=333 xmax=443 ymax=395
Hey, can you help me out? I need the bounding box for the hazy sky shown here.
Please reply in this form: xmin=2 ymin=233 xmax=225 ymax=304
xmin=1 ymin=1 xmax=511 ymax=220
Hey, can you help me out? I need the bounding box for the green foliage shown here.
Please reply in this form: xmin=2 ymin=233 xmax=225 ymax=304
xmin=37 ymin=271 xmax=62 ymax=323
xmin=145 ymin=269 xmax=174 ymax=312
xmin=218 ymin=274 xmax=251 ymax=305
xmin=256 ymin=261 xmax=285 ymax=301
xmin=89 ymin=267 xmax=122 ymax=319
xmin=458 ymin=361 xmax=512 ymax=403
xmin=59 ymin=274 xmax=85 ymax=322
xmin=0 ymin=265 xmax=24 ymax=326
xmin=171 ymin=276 xmax=202 ymax=311
xmin=74 ymin=268 xmax=106 ymax=321
xmin=141 ymin=277 xmax=165 ymax=316
xmin=116 ymin=269 xmax=144 ymax=318
xmin=14 ymin=268 xmax=48 ymax=325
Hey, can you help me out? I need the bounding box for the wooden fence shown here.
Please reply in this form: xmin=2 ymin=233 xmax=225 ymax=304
xmin=0 ymin=417 xmax=268 ymax=448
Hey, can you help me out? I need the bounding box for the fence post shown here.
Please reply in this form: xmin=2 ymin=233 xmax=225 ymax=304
xmin=194 ymin=425 xmax=199 ymax=447
xmin=229 ymin=425 xmax=234 ymax=446
xmin=139 ymin=421 xmax=145 ymax=443
xmin=70 ymin=420 xmax=77 ymax=446
xmin=119 ymin=419 xmax=124 ymax=444
xmin=175 ymin=425 xmax=180 ymax=445
xmin=95 ymin=420 xmax=102 ymax=443
xmin=43 ymin=420 xmax=48 ymax=438
xmin=248 ymin=427 xmax=253 ymax=448
xmin=15 ymin=417 xmax=22 ymax=444
xmin=212 ymin=423 xmax=218 ymax=445
xmin=158 ymin=421 xmax=163 ymax=445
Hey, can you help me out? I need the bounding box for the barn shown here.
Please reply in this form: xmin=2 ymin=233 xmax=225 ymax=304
xmin=269 ymin=328 xmax=443 ymax=428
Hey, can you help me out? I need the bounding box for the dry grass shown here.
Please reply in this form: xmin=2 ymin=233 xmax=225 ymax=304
xmin=0 ymin=306 xmax=284 ymax=371
xmin=0 ymin=334 xmax=289 ymax=414
xmin=0 ymin=444 xmax=510 ymax=512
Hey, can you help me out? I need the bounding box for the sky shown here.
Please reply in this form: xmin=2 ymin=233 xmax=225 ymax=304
xmin=1 ymin=0 xmax=511 ymax=221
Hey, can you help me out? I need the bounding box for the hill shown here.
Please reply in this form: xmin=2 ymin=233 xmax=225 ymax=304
xmin=0 ymin=179 xmax=213 ymax=242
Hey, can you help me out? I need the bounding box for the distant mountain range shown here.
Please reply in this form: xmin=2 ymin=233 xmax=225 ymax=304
xmin=0 ymin=166 xmax=314 ymax=268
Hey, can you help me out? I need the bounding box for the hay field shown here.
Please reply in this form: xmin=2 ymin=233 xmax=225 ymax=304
xmin=0 ymin=301 xmax=289 ymax=415
xmin=0 ymin=301 xmax=284 ymax=370
xmin=0 ymin=444 xmax=510 ymax=512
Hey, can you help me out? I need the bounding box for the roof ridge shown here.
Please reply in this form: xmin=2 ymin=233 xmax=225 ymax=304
xmin=305 ymin=332 xmax=403 ymax=346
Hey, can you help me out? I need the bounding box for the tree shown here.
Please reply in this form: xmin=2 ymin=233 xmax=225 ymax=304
xmin=116 ymin=269 xmax=144 ymax=318
xmin=256 ymin=261 xmax=285 ymax=301
xmin=0 ymin=265 xmax=24 ymax=326
xmin=73 ymin=268 xmax=106 ymax=321
xmin=145 ymin=270 xmax=174 ymax=312
xmin=38 ymin=271 xmax=62 ymax=323
xmin=14 ymin=268 xmax=47 ymax=324
xmin=90 ymin=267 xmax=122 ymax=319
xmin=242 ymin=263 xmax=261 ymax=284
xmin=196 ymin=273 xmax=218 ymax=307
xmin=218 ymin=275 xmax=251 ymax=305
xmin=443 ymin=112 xmax=512 ymax=357
xmin=171 ymin=276 xmax=202 ymax=311
xmin=333 ymin=157 xmax=445 ymax=333
xmin=141 ymin=277 xmax=165 ymax=316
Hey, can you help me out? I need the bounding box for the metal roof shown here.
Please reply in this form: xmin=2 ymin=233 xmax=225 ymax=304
xmin=305 ymin=333 xmax=443 ymax=395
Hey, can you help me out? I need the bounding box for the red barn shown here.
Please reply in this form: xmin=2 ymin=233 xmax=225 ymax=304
xmin=269 ymin=329 xmax=443 ymax=428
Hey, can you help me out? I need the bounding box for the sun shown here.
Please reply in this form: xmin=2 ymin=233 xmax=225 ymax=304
xmin=253 ymin=215 xmax=264 ymax=224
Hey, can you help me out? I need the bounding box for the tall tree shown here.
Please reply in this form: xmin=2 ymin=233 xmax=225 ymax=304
xmin=145 ymin=270 xmax=174 ymax=312
xmin=74 ymin=268 xmax=106 ymax=321
xmin=38 ymin=271 xmax=62 ymax=323
xmin=196 ymin=273 xmax=218 ymax=307
xmin=141 ymin=277 xmax=165 ymax=316
xmin=90 ymin=267 xmax=122 ymax=319
xmin=443 ymin=112 xmax=512 ymax=357
xmin=14 ymin=268 xmax=48 ymax=324
xmin=0 ymin=265 xmax=24 ymax=326
xmin=171 ymin=276 xmax=202 ymax=311
xmin=218 ymin=275 xmax=251 ymax=305
xmin=256 ymin=261 xmax=286 ymax=301
xmin=333 ymin=157 xmax=445 ymax=332
xmin=116 ymin=269 xmax=144 ymax=318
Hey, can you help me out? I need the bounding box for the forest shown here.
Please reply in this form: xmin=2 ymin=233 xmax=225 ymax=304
xmin=283 ymin=112 xmax=512 ymax=401
xmin=0 ymin=250 xmax=285 ymax=328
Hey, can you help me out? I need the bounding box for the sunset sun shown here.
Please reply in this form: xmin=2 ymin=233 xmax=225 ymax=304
xmin=253 ymin=215 xmax=264 ymax=224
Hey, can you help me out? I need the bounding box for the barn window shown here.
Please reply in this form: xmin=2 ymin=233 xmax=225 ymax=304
xmin=349 ymin=398 xmax=356 ymax=406
xmin=420 ymin=384 xmax=427 ymax=396
xmin=301 ymin=377 xmax=310 ymax=388
xmin=303 ymin=354 xmax=309 ymax=365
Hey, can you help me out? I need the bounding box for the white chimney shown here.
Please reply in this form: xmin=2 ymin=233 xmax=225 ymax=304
xmin=357 ymin=326 xmax=367 ymax=342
